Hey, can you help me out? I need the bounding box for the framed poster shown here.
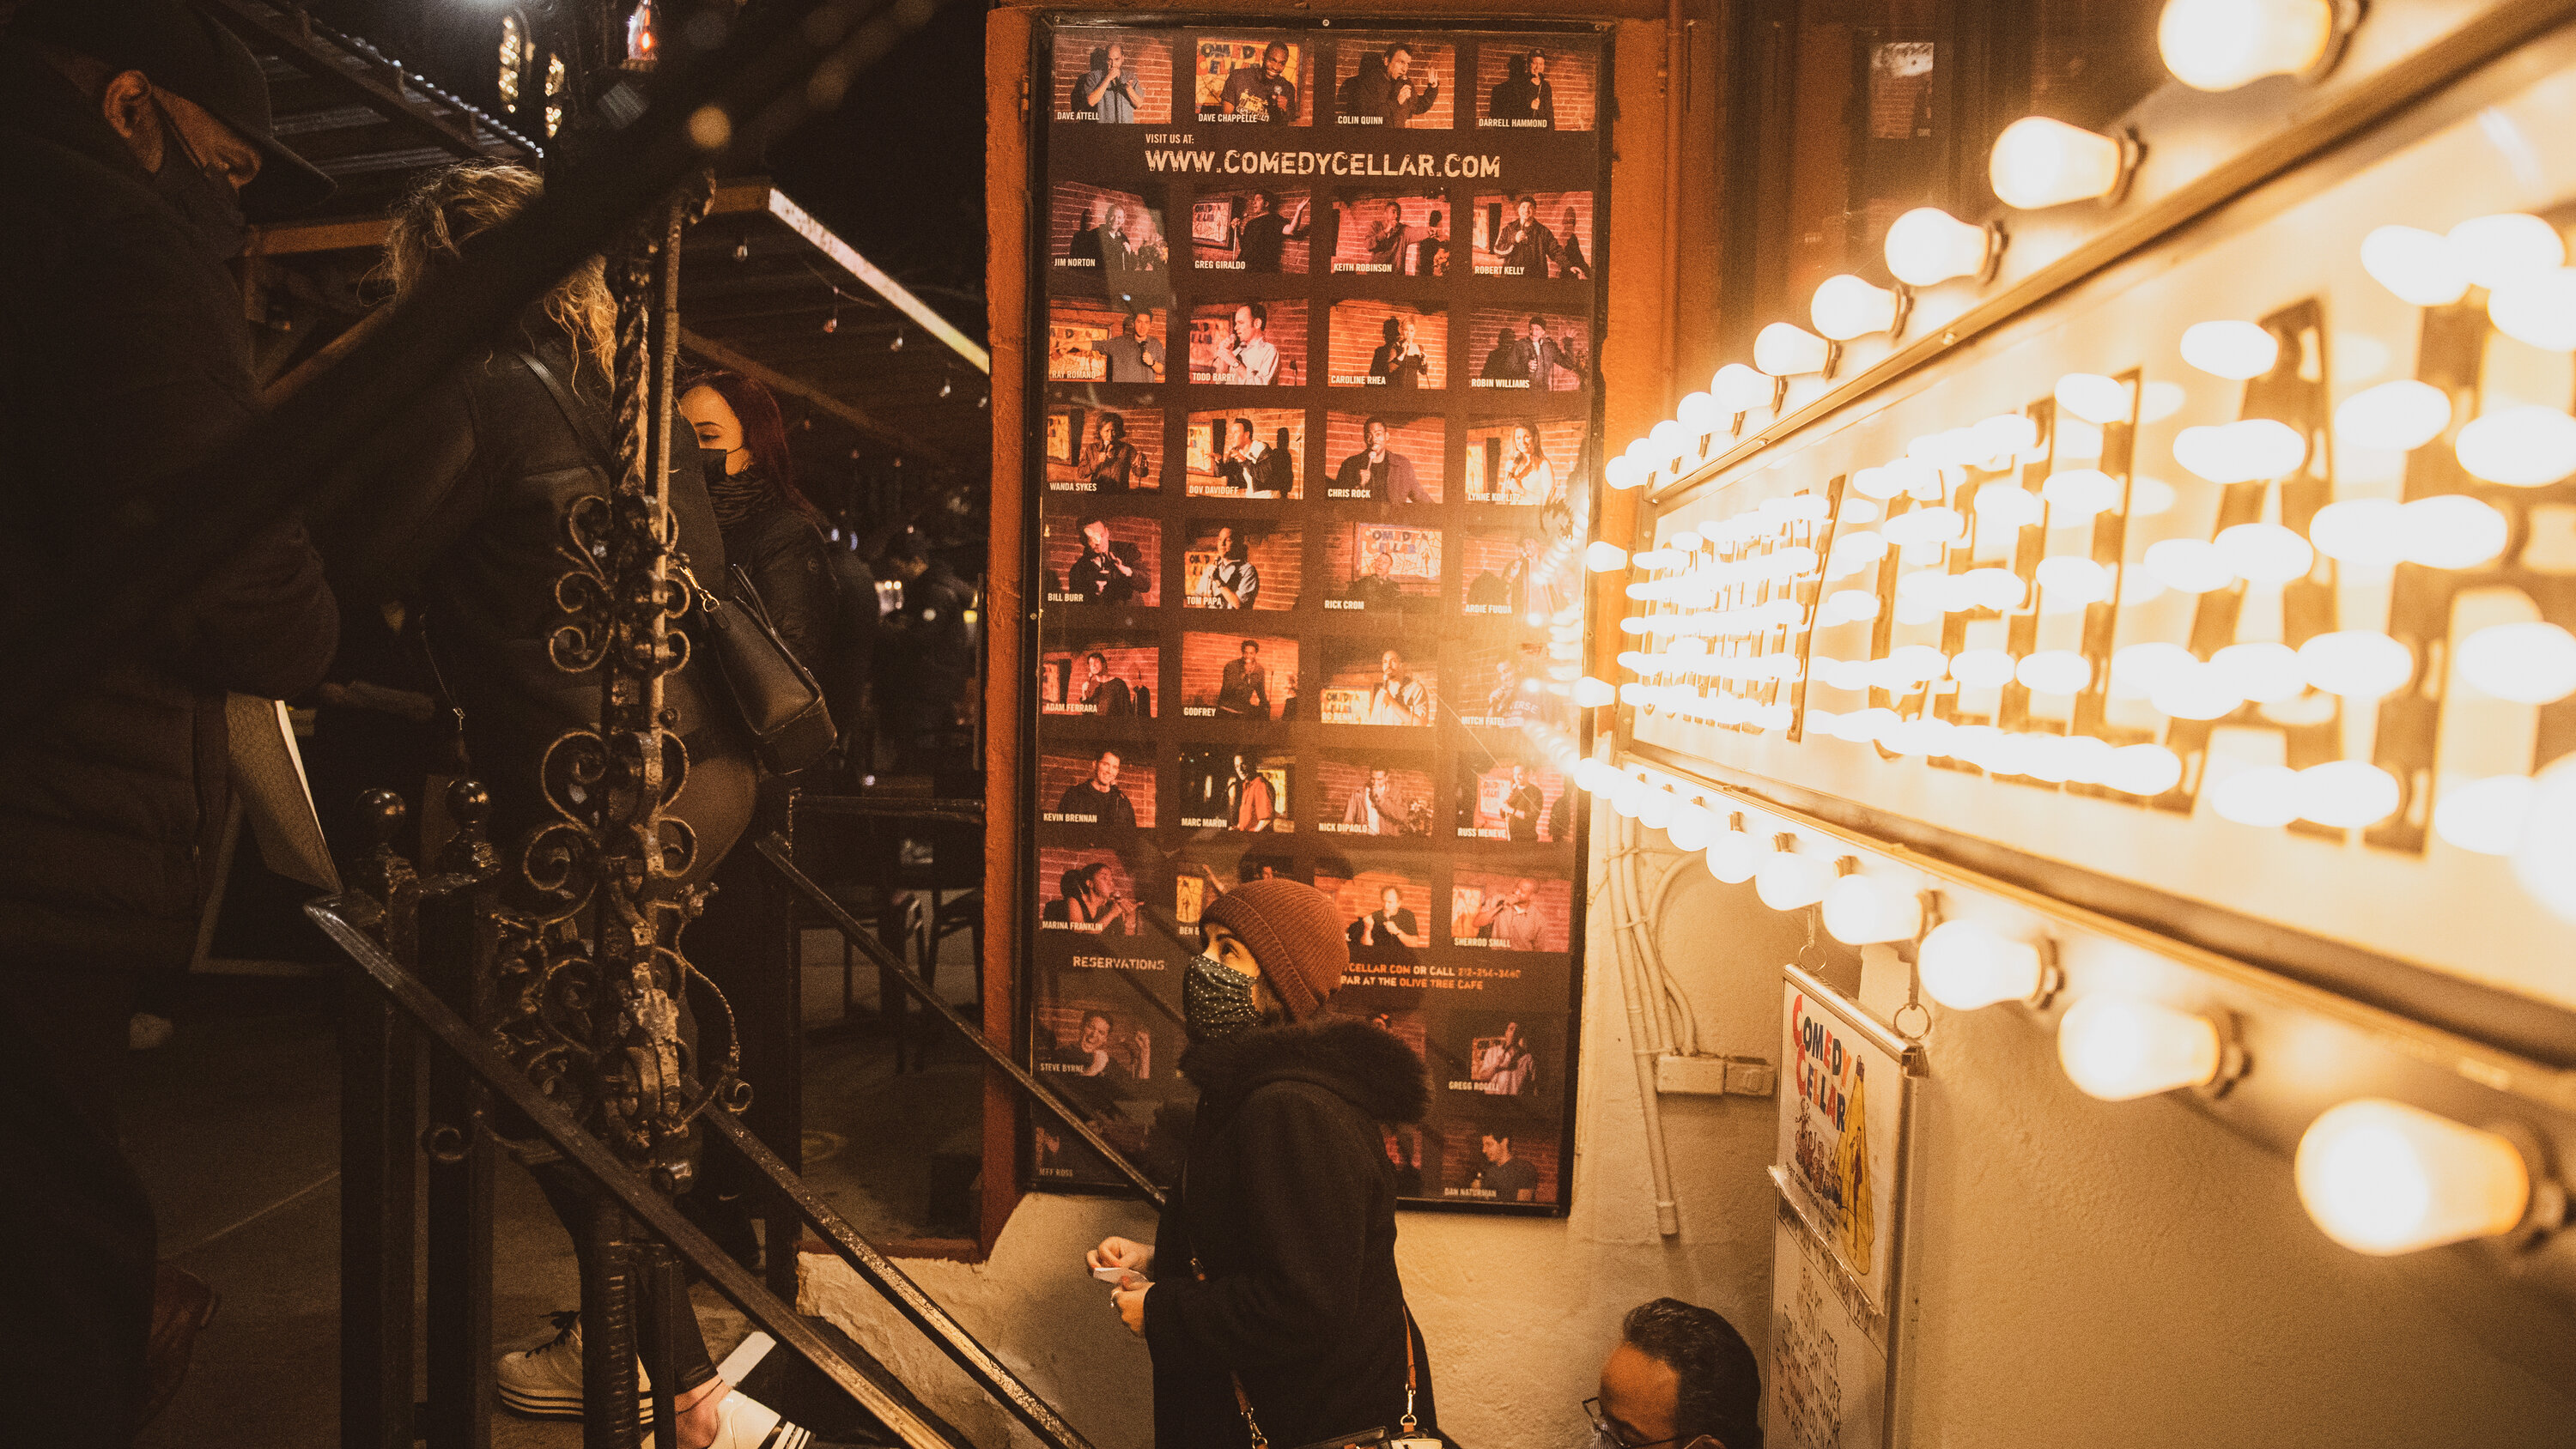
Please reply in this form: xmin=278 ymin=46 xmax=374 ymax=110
xmin=1024 ymin=14 xmax=1611 ymax=1212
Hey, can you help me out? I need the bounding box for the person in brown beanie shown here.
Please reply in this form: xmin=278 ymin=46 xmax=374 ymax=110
xmin=1089 ymin=878 xmax=1440 ymax=1447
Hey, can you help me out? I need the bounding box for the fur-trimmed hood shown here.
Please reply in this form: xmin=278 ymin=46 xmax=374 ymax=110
xmin=1180 ymin=1016 xmax=1431 ymax=1125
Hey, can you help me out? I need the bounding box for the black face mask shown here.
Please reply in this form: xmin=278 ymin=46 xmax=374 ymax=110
xmin=1182 ymin=954 xmax=1264 ymax=1044
xmin=150 ymin=102 xmax=247 ymax=264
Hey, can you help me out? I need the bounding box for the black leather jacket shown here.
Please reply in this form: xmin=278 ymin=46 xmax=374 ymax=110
xmin=720 ymin=503 xmax=835 ymax=673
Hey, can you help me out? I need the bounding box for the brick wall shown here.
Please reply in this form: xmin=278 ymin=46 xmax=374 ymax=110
xmin=1040 ymin=514 xmax=1161 ymax=605
xmin=1048 ymin=298 xmax=1165 ymax=384
xmin=1039 ymin=747 xmax=1157 ymax=826
xmin=1320 ymin=411 xmax=1443 ymax=500
xmin=1050 ymin=33 xmax=1176 ymax=124
xmin=1322 ymin=521 xmax=1442 ymax=597
xmin=1471 ymin=44 xmax=1598 ymax=131
xmin=1458 ymin=527 xmax=1534 ymax=589
xmin=1187 ymin=301 xmax=1308 ymax=385
xmin=1463 ymin=761 xmax=1567 ymax=839
xmin=1438 ymin=1124 xmax=1561 ymax=1203
xmin=1315 ymin=756 xmax=1433 ymax=832
xmin=1181 ymin=408 xmax=1307 ymax=496
xmin=1037 ymin=641 xmax=1158 ymax=715
xmin=1314 ymin=865 xmax=1433 ymax=937
xmin=1328 ymin=42 xmax=1457 ymax=130
xmin=1179 ymin=632 xmax=1298 ymax=714
xmin=1036 ymin=846 xmax=1142 ymax=912
xmin=1449 ymin=870 xmax=1573 ymax=952
xmin=1326 ymin=299 xmax=1448 ymax=390
xmin=1173 ymin=748 xmax=1296 ymax=828
xmin=1462 ymin=307 xmax=1589 ymax=390
xmin=1329 ymin=191 xmax=1453 ymax=270
xmin=1319 ymin=640 xmax=1437 ymax=722
xmin=1181 ymin=520 xmax=1302 ymax=610
xmin=1187 ymin=187 xmax=1314 ymax=273
xmin=1043 ymin=404 xmax=1165 ymax=491
xmin=1461 ymin=416 xmax=1588 ymax=502
xmin=1190 ymin=36 xmax=1315 ymax=123
xmin=1466 ymin=190 xmax=1596 ymax=274
xmin=1048 ymin=181 xmax=1160 ymax=265
xmin=1032 ymin=1003 xmax=1157 ymax=1083
xmin=1453 ymin=634 xmax=1547 ymax=703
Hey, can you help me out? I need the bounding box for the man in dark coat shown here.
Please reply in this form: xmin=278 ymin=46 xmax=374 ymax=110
xmin=1090 ymin=879 xmax=1437 ymax=1448
xmin=0 ymin=1 xmax=336 ymax=1435
xmin=1339 ymin=44 xmax=1439 ymax=128
xmin=878 ymin=529 xmax=975 ymax=771
xmin=1486 ymin=50 xmax=1558 ymax=128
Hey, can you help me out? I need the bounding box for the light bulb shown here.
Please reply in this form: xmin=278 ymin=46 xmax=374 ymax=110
xmin=1812 ymin=275 xmax=1902 ymax=341
xmin=2434 ymin=775 xmax=2537 ymax=856
xmin=1677 ymin=391 xmax=1723 ymax=433
xmin=2295 ymin=1099 xmax=2532 ymax=1256
xmin=1649 ymin=420 xmax=1687 ymax=458
xmin=1611 ymin=774 xmax=1648 ymax=817
xmin=1706 ymin=827 xmax=1759 ymax=884
xmin=1843 ymin=497 xmax=1882 ymax=524
xmin=1893 ymin=458 xmax=1947 ymax=501
xmin=1755 ymin=323 xmax=1832 ymax=377
xmin=2454 ymin=405 xmax=2576 ymax=487
xmin=1975 ymin=486 xmax=2044 ymax=529
xmin=2333 ymin=380 xmax=2454 ymax=452
xmin=1586 ymin=542 xmax=1630 ymax=572
xmin=2106 ymin=743 xmax=2184 ymax=796
xmin=2294 ymin=760 xmax=2401 ymax=828
xmin=2144 ymin=537 xmax=2237 ymax=594
xmin=2211 ymin=641 xmax=2305 ymax=702
xmin=2515 ymin=756 xmax=2576 ymax=923
xmin=2307 ymin=498 xmax=2408 ymax=566
xmin=2035 ymin=555 xmax=2112 ymax=604
xmin=2487 ymin=267 xmax=2576 ymax=351
xmin=2150 ymin=663 xmax=2245 ymax=721
xmin=2211 ymin=764 xmax=2302 ymax=826
xmin=2018 ymin=650 xmax=2092 ymax=694
xmin=1823 ymin=873 xmax=1923 ymax=945
xmin=2157 ymin=0 xmax=2336 ymax=90
xmin=2180 ymin=319 xmax=2281 ymax=379
xmin=1990 ymin=116 xmax=2130 ymax=209
xmin=2213 ymin=522 xmax=2315 ymax=583
xmin=1850 ymin=466 xmax=1902 ymax=500
xmin=1713 ymin=363 xmax=1774 ymax=413
xmin=1756 ymin=844 xmax=1834 ymax=911
xmin=1973 ymin=413 xmax=2042 ymax=462
xmin=2400 ymin=495 xmax=2510 ymax=569
xmin=2057 ymin=996 xmax=2227 ymax=1101
xmin=2114 ymin=642 xmax=2198 ymax=694
xmin=2039 ymin=468 xmax=2123 ymax=518
xmin=2129 ymin=475 xmax=2178 ymax=516
xmin=1573 ymin=676 xmax=1618 ymax=708
xmin=2299 ymin=630 xmax=2415 ymax=696
xmin=1605 ymin=457 xmax=1645 ymax=490
xmin=1666 ymin=802 xmax=1715 ymax=852
xmin=2055 ymin=373 xmax=2132 ymax=426
xmin=2457 ymin=621 xmax=2576 ymax=704
xmin=1949 ymin=648 xmax=2017 ymax=688
xmin=2173 ymin=418 xmax=2307 ymax=483
xmin=2360 ymin=225 xmax=2470 ymax=306
xmin=2446 ymin=213 xmax=2566 ymax=291
xmin=1884 ymin=207 xmax=1995 ymax=286
xmin=1639 ymin=786 xmax=1678 ymax=830
xmin=1918 ymin=919 xmax=2049 ymax=1009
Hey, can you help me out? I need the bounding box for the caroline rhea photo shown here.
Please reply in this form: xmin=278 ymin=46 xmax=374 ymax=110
xmin=1175 ymin=748 xmax=1294 ymax=833
xmin=1330 ymin=39 xmax=1455 ymax=130
xmin=1053 ymin=32 xmax=1175 ymax=124
xmin=1048 ymin=299 xmax=1166 ymax=385
xmin=1183 ymin=520 xmax=1300 ymax=611
xmin=1474 ymin=41 xmax=1599 ymax=130
xmin=1040 ymin=743 xmax=1155 ymax=831
xmin=1463 ymin=417 xmax=1585 ymax=505
xmin=1470 ymin=191 xmax=1595 ymax=280
xmin=1468 ymin=306 xmax=1590 ymax=392
xmin=1048 ymin=181 xmax=1173 ymax=298
xmin=1044 ymin=402 xmax=1163 ymax=494
xmin=1322 ymin=521 xmax=1441 ymax=612
xmin=1182 ymin=409 xmax=1305 ymax=498
xmin=1327 ymin=299 xmax=1449 ymax=390
xmin=1038 ymin=632 xmax=1157 ymax=718
xmin=1041 ymin=512 xmax=1157 ymax=607
xmin=1194 ymin=36 xmax=1311 ymax=125
xmin=1449 ymin=869 xmax=1574 ymax=953
xmin=1187 ymin=300 xmax=1308 ymax=385
xmin=1315 ymin=639 xmax=1437 ymax=728
xmin=1189 ymin=185 xmax=1313 ymax=274
xmin=1322 ymin=411 xmax=1443 ymax=502
xmin=1179 ymin=632 xmax=1299 ymax=722
xmin=1331 ymin=190 xmax=1452 ymax=276
xmin=1316 ymin=752 xmax=1435 ymax=840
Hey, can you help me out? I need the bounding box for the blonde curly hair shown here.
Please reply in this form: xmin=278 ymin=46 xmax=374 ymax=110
xmin=374 ymin=161 xmax=617 ymax=379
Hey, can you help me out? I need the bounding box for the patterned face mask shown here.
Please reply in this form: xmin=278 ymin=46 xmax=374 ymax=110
xmin=1181 ymin=954 xmax=1263 ymax=1043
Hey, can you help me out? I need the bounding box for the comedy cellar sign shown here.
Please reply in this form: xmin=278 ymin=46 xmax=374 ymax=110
xmin=1020 ymin=14 xmax=1609 ymax=1212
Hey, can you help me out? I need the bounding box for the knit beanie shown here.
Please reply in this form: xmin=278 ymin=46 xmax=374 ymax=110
xmin=1201 ymin=878 xmax=1348 ymax=1022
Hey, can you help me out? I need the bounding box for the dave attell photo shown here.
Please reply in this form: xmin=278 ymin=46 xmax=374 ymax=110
xmin=1048 ymin=183 xmax=1172 ymax=301
xmin=1321 ymin=521 xmax=1440 ymax=614
xmin=1475 ymin=43 xmax=1598 ymax=132
xmin=1330 ymin=39 xmax=1455 ymax=130
xmin=1327 ymin=300 xmax=1447 ymax=391
xmin=1054 ymin=33 xmax=1174 ymax=124
xmin=1454 ymin=756 xmax=1569 ymax=843
xmin=1174 ymin=850 xmax=1306 ymax=933
xmin=1468 ymin=307 xmax=1589 ymax=392
xmin=1316 ymin=640 xmax=1437 ymax=728
xmin=1331 ymin=190 xmax=1452 ymax=276
xmin=1441 ymin=1011 xmax=1554 ymax=1100
xmin=1040 ymin=512 xmax=1157 ymax=608
xmin=1038 ymin=632 xmax=1157 ymax=718
xmin=1469 ymin=191 xmax=1595 ymax=280
xmin=1048 ymin=299 xmax=1166 ymax=385
xmin=1179 ymin=631 xmax=1300 ymax=723
xmin=1449 ymin=868 xmax=1574 ymax=953
xmin=1440 ymin=1121 xmax=1559 ymax=1205
xmin=1044 ymin=403 xmax=1163 ymax=494
xmin=1315 ymin=858 xmax=1435 ymax=966
xmin=1188 ymin=300 xmax=1308 ymax=385
xmin=1315 ymin=750 xmax=1435 ymax=840
xmin=1463 ymin=417 xmax=1585 ymax=506
xmin=1037 ymin=846 xmax=1151 ymax=937
xmin=1175 ymin=747 xmax=1293 ymax=833
xmin=1182 ymin=519 xmax=1299 ymax=611
xmin=1455 ymin=636 xmax=1568 ymax=731
xmin=1040 ymin=743 xmax=1155 ymax=831
xmin=1182 ymin=409 xmax=1304 ymax=499
xmin=1194 ymin=35 xmax=1311 ymax=125
xmin=1190 ymin=185 xmax=1313 ymax=274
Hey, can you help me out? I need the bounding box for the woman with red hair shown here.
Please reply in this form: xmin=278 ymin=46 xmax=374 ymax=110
xmin=678 ymin=372 xmax=837 ymax=671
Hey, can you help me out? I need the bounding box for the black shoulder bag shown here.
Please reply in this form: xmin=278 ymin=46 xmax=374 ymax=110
xmin=513 ymin=349 xmax=836 ymax=775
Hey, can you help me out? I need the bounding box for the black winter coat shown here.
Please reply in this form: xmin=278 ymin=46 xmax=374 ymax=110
xmin=720 ymin=503 xmax=836 ymax=676
xmin=0 ymin=43 xmax=337 ymax=967
xmin=1145 ymin=1019 xmax=1436 ymax=1448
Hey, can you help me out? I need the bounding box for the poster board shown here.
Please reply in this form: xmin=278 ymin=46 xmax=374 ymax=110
xmin=1025 ymin=14 xmax=1611 ymax=1212
xmin=1767 ymin=964 xmax=1919 ymax=1446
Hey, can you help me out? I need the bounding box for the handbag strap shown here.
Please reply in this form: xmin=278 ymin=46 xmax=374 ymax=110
xmin=1200 ymin=1256 xmax=1420 ymax=1446
xmin=511 ymin=346 xmax=617 ymax=473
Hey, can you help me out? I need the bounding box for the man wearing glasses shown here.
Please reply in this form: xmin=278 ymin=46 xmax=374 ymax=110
xmin=1583 ymin=1298 xmax=1763 ymax=1448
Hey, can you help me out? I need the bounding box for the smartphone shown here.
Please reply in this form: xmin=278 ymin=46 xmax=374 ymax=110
xmin=1092 ymin=1264 xmax=1140 ymax=1284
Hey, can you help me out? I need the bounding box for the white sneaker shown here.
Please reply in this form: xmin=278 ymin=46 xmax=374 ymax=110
xmin=700 ymin=1387 xmax=812 ymax=1449
xmin=495 ymin=1312 xmax=653 ymax=1422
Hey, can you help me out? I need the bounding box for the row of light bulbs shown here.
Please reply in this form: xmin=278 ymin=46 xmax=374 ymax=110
xmin=1581 ymin=759 xmax=2552 ymax=1260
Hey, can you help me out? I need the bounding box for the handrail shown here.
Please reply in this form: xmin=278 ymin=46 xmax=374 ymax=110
xmin=752 ymin=832 xmax=1170 ymax=1207
xmin=307 ymin=895 xmax=979 ymax=1449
